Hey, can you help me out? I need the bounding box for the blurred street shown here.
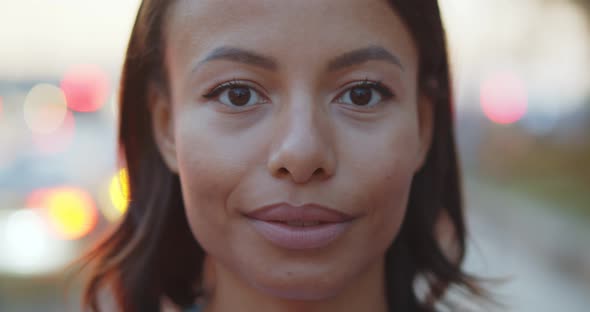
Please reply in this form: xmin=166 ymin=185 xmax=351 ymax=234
xmin=463 ymin=177 xmax=590 ymax=312
xmin=1 ymin=176 xmax=589 ymax=311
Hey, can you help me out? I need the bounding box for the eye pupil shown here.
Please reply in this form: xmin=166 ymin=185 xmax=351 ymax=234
xmin=350 ymin=87 xmax=372 ymax=106
xmin=228 ymin=87 xmax=251 ymax=106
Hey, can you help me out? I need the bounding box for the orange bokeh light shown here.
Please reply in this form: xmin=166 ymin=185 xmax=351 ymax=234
xmin=60 ymin=64 xmax=110 ymax=112
xmin=480 ymin=71 xmax=528 ymax=125
xmin=107 ymin=168 xmax=130 ymax=221
xmin=26 ymin=187 xmax=98 ymax=240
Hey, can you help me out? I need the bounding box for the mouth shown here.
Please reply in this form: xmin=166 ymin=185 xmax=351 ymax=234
xmin=244 ymin=202 xmax=354 ymax=223
xmin=271 ymin=220 xmax=326 ymax=227
xmin=244 ymin=203 xmax=355 ymax=250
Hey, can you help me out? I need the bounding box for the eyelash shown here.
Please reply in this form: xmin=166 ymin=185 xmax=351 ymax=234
xmin=202 ymin=79 xmax=259 ymax=100
xmin=343 ymin=78 xmax=394 ymax=99
xmin=201 ymin=78 xmax=395 ymax=107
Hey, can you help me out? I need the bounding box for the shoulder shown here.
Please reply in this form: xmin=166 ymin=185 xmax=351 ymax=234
xmin=161 ymin=297 xmax=201 ymax=312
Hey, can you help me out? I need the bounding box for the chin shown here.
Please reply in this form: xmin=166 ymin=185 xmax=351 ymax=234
xmin=249 ymin=272 xmax=346 ymax=301
xmin=254 ymin=282 xmax=341 ymax=301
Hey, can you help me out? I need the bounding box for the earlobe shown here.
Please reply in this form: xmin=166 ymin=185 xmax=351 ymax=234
xmin=148 ymin=84 xmax=179 ymax=173
xmin=415 ymin=94 xmax=434 ymax=172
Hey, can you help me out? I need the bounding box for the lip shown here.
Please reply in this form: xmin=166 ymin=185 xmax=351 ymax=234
xmin=244 ymin=203 xmax=355 ymax=250
xmin=244 ymin=203 xmax=354 ymax=222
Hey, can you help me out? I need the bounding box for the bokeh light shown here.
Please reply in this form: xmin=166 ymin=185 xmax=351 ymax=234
xmin=26 ymin=187 xmax=98 ymax=240
xmin=107 ymin=168 xmax=130 ymax=221
xmin=26 ymin=188 xmax=47 ymax=208
xmin=31 ymin=110 xmax=76 ymax=155
xmin=23 ymin=84 xmax=68 ymax=134
xmin=480 ymin=71 xmax=528 ymax=125
xmin=1 ymin=210 xmax=51 ymax=274
xmin=60 ymin=64 xmax=111 ymax=112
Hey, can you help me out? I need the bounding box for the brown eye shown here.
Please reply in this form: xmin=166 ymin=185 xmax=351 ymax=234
xmin=228 ymin=86 xmax=251 ymax=106
xmin=336 ymin=80 xmax=394 ymax=109
xmin=349 ymin=86 xmax=372 ymax=106
xmin=338 ymin=85 xmax=383 ymax=108
xmin=203 ymin=81 xmax=266 ymax=109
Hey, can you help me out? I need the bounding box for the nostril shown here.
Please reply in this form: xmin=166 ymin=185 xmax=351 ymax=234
xmin=278 ymin=167 xmax=290 ymax=176
xmin=312 ymin=168 xmax=324 ymax=176
xmin=276 ymin=167 xmax=326 ymax=182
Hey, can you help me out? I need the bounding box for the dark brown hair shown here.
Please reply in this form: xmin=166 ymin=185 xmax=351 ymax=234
xmin=80 ymin=0 xmax=487 ymax=311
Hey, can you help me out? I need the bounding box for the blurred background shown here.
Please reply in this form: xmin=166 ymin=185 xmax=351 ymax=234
xmin=0 ymin=0 xmax=588 ymax=311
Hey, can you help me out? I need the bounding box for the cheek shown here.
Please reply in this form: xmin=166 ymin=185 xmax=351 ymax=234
xmin=176 ymin=146 xmax=230 ymax=248
xmin=358 ymin=157 xmax=414 ymax=251
xmin=343 ymin=117 xmax=420 ymax=246
xmin=366 ymin=159 xmax=414 ymax=243
xmin=173 ymin=114 xmax=251 ymax=248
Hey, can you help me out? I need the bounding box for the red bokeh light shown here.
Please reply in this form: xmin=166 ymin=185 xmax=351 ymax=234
xmin=480 ymin=71 xmax=528 ymax=125
xmin=60 ymin=64 xmax=110 ymax=112
xmin=26 ymin=188 xmax=47 ymax=209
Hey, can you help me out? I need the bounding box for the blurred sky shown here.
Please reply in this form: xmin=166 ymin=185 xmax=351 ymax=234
xmin=1 ymin=0 xmax=588 ymax=213
xmin=1 ymin=0 xmax=589 ymax=115
xmin=0 ymin=0 xmax=140 ymax=79
xmin=441 ymin=0 xmax=590 ymax=114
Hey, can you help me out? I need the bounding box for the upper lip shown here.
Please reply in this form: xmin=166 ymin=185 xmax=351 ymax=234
xmin=244 ymin=203 xmax=354 ymax=223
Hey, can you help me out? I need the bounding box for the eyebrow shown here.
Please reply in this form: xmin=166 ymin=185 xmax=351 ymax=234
xmin=197 ymin=46 xmax=278 ymax=71
xmin=194 ymin=45 xmax=404 ymax=72
xmin=326 ymin=45 xmax=404 ymax=72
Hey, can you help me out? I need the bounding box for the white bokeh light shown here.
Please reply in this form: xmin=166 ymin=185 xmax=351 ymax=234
xmin=23 ymin=83 xmax=68 ymax=134
xmin=0 ymin=209 xmax=73 ymax=275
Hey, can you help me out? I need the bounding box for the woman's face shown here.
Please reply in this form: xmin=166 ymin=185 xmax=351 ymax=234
xmin=153 ymin=0 xmax=432 ymax=301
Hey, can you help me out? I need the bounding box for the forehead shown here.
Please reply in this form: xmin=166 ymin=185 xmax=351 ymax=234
xmin=164 ymin=0 xmax=418 ymax=76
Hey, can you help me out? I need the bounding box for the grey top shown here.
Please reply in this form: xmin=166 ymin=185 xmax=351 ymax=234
xmin=183 ymin=304 xmax=202 ymax=312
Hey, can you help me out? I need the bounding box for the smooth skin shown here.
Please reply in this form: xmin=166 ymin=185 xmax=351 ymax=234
xmin=151 ymin=0 xmax=433 ymax=311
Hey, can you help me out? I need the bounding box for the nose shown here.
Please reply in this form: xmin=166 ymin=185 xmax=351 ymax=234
xmin=267 ymin=96 xmax=336 ymax=184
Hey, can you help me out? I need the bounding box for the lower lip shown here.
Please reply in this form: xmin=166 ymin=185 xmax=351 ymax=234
xmin=247 ymin=219 xmax=352 ymax=250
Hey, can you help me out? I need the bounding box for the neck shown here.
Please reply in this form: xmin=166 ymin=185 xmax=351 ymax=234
xmin=202 ymin=257 xmax=388 ymax=312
